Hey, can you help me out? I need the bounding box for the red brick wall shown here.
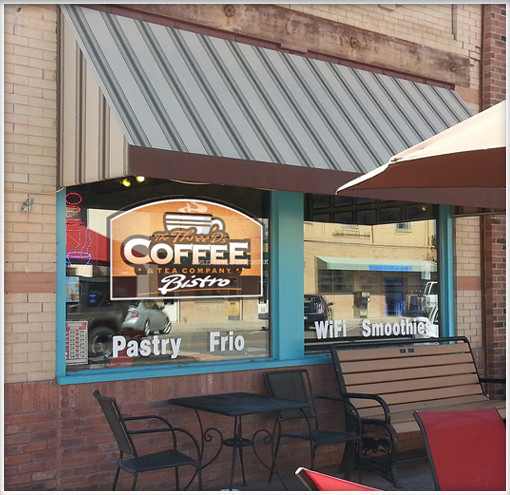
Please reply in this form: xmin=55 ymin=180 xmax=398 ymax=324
xmin=4 ymin=365 xmax=355 ymax=491
xmin=480 ymin=4 xmax=506 ymax=399
xmin=482 ymin=4 xmax=507 ymax=107
xmin=482 ymin=215 xmax=507 ymax=398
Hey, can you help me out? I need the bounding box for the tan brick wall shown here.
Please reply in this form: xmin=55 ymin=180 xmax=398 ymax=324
xmin=284 ymin=4 xmax=482 ymax=110
xmin=4 ymin=4 xmax=58 ymax=382
xmin=454 ymin=217 xmax=484 ymax=367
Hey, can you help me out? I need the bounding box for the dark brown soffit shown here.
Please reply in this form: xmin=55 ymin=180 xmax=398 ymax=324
xmin=128 ymin=145 xmax=358 ymax=196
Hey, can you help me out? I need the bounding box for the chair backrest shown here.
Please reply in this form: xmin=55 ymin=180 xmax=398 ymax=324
xmin=263 ymin=369 xmax=317 ymax=421
xmin=413 ymin=408 xmax=506 ymax=491
xmin=94 ymin=390 xmax=137 ymax=456
xmin=295 ymin=467 xmax=379 ymax=491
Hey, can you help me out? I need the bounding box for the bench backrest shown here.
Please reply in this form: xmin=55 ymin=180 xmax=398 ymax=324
xmin=331 ymin=337 xmax=484 ymax=416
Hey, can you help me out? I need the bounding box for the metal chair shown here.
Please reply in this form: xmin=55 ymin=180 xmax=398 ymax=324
xmin=413 ymin=408 xmax=506 ymax=491
xmin=263 ymin=369 xmax=362 ymax=481
xmin=93 ymin=390 xmax=202 ymax=490
xmin=295 ymin=467 xmax=379 ymax=491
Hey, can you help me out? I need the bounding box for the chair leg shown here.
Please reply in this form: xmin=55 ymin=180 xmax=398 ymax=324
xmin=131 ymin=473 xmax=138 ymax=491
xmin=113 ymin=466 xmax=121 ymax=490
xmin=175 ymin=467 xmax=180 ymax=491
xmin=268 ymin=421 xmax=281 ymax=483
xmin=339 ymin=440 xmax=356 ymax=480
xmin=310 ymin=443 xmax=316 ymax=470
xmin=357 ymin=438 xmax=362 ymax=484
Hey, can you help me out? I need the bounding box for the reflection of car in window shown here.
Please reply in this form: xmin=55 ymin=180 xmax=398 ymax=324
xmin=304 ymin=295 xmax=333 ymax=329
xmin=66 ymin=277 xmax=133 ymax=363
xmin=415 ymin=305 xmax=439 ymax=338
xmin=121 ymin=301 xmax=172 ymax=336
xmin=422 ymin=281 xmax=438 ymax=313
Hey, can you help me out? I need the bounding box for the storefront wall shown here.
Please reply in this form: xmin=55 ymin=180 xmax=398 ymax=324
xmin=3 ymin=4 xmax=505 ymax=490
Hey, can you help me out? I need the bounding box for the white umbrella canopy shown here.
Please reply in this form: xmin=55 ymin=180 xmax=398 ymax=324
xmin=336 ymin=101 xmax=507 ymax=209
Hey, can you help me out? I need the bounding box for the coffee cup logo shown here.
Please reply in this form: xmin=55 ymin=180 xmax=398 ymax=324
xmin=110 ymin=199 xmax=263 ymax=300
xmin=164 ymin=212 xmax=225 ymax=234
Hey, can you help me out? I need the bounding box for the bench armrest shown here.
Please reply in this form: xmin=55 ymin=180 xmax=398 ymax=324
xmin=344 ymin=392 xmax=391 ymax=424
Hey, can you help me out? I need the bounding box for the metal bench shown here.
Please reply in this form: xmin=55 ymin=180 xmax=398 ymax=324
xmin=330 ymin=337 xmax=506 ymax=487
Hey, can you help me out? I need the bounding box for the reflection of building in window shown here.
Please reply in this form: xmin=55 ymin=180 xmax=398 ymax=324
xmin=318 ymin=270 xmax=353 ymax=293
xmin=305 ymin=218 xmax=438 ymax=324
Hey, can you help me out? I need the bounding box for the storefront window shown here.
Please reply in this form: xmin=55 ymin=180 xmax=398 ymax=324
xmin=64 ymin=180 xmax=270 ymax=371
xmin=304 ymin=196 xmax=439 ymax=352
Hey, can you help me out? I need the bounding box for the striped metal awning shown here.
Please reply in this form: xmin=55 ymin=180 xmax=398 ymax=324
xmin=60 ymin=5 xmax=472 ymax=195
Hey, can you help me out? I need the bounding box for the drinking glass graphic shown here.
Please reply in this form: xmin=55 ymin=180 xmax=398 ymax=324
xmin=164 ymin=213 xmax=225 ymax=234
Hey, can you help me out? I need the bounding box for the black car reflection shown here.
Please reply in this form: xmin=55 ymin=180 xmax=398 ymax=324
xmin=304 ymin=294 xmax=333 ymax=329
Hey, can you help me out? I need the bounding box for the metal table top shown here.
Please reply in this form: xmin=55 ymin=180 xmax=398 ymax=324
xmin=168 ymin=392 xmax=307 ymax=416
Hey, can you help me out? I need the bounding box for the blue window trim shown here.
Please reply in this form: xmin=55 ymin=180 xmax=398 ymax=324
xmin=56 ymin=190 xmax=327 ymax=385
xmin=438 ymin=204 xmax=455 ymax=337
xmin=56 ymin=189 xmax=67 ymax=379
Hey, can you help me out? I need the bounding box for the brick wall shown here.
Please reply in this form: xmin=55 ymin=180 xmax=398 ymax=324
xmin=482 ymin=215 xmax=506 ymax=397
xmin=4 ymin=365 xmax=360 ymax=491
xmin=480 ymin=4 xmax=506 ymax=398
xmin=4 ymin=4 xmax=58 ymax=382
xmin=453 ymin=217 xmax=484 ymax=365
xmin=482 ymin=4 xmax=506 ymax=107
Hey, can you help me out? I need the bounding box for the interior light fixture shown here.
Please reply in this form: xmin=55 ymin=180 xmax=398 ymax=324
xmin=121 ymin=178 xmax=132 ymax=187
xmin=135 ymin=176 xmax=146 ymax=183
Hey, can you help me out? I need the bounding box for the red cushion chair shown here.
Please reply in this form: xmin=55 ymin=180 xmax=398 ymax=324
xmin=413 ymin=408 xmax=506 ymax=491
xmin=295 ymin=467 xmax=379 ymax=491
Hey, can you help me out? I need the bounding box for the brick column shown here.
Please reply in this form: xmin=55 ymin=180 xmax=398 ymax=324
xmin=480 ymin=5 xmax=506 ymax=398
xmin=481 ymin=215 xmax=506 ymax=398
xmin=482 ymin=4 xmax=506 ymax=108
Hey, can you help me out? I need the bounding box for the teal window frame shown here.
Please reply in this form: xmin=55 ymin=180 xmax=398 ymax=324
xmin=55 ymin=190 xmax=455 ymax=384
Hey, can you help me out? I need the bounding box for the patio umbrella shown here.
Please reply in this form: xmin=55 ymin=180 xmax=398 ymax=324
xmin=336 ymin=101 xmax=506 ymax=209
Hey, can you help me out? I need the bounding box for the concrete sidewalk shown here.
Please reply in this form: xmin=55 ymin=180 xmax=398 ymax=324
xmin=231 ymin=457 xmax=435 ymax=491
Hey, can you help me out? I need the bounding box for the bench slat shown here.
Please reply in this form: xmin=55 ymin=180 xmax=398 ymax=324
xmin=340 ymin=352 xmax=473 ymax=373
xmin=350 ymin=384 xmax=483 ymax=410
xmin=342 ymin=362 xmax=478 ymax=386
xmin=352 ymin=385 xmax=486 ymax=415
xmin=353 ymin=394 xmax=492 ymax=418
xmin=347 ymin=373 xmax=481 ymax=396
xmin=336 ymin=342 xmax=470 ymax=362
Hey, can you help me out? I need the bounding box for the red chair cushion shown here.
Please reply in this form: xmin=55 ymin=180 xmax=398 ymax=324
xmin=416 ymin=408 xmax=506 ymax=491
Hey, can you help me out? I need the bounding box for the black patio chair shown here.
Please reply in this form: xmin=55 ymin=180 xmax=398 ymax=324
xmin=263 ymin=369 xmax=362 ymax=482
xmin=93 ymin=390 xmax=202 ymax=490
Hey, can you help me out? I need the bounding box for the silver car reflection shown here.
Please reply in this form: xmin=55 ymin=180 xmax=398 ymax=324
xmin=121 ymin=300 xmax=172 ymax=336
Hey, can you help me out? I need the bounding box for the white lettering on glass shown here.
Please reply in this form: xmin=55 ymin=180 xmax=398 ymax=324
xmin=112 ymin=335 xmax=181 ymax=359
xmin=209 ymin=331 xmax=245 ymax=352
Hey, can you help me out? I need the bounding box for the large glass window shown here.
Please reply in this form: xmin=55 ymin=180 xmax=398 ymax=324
xmin=64 ymin=180 xmax=270 ymax=372
xmin=304 ymin=195 xmax=439 ymax=352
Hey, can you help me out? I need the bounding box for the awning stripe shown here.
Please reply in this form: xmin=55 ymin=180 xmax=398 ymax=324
xmin=237 ymin=43 xmax=314 ymax=166
xmin=282 ymin=55 xmax=364 ymax=172
xmin=305 ymin=60 xmax=384 ymax=171
xmin=76 ymin=10 xmax=149 ymax=146
xmin=109 ymin=16 xmax=188 ymax=151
